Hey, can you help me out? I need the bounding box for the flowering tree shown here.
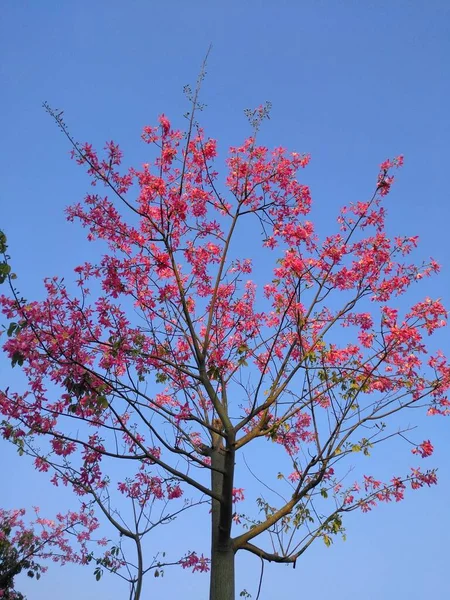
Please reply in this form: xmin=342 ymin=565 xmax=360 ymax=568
xmin=0 ymin=509 xmax=44 ymax=600
xmin=0 ymin=507 xmax=112 ymax=599
xmin=1 ymin=92 xmax=449 ymax=600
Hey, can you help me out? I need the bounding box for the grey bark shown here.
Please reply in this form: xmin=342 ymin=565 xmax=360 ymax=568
xmin=209 ymin=441 xmax=236 ymax=600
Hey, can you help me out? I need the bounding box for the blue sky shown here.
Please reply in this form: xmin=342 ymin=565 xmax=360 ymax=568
xmin=1 ymin=1 xmax=449 ymax=598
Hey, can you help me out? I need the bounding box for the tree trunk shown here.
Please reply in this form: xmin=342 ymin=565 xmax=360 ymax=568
xmin=210 ymin=441 xmax=235 ymax=600
xmin=209 ymin=538 xmax=235 ymax=600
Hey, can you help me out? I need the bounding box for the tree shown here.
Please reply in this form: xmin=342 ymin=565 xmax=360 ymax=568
xmin=0 ymin=509 xmax=40 ymax=600
xmin=0 ymin=506 xmax=108 ymax=599
xmin=1 ymin=90 xmax=449 ymax=600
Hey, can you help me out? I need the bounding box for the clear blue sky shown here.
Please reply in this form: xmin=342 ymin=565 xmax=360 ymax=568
xmin=1 ymin=1 xmax=449 ymax=598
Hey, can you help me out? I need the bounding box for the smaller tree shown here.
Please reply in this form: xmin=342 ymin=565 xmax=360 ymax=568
xmin=0 ymin=510 xmax=40 ymax=600
xmin=0 ymin=507 xmax=106 ymax=599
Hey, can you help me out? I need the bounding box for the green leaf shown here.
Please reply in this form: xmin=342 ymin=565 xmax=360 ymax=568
xmin=331 ymin=516 xmax=343 ymax=534
xmin=0 ymin=231 xmax=7 ymax=253
xmin=7 ymin=322 xmax=18 ymax=337
xmin=0 ymin=262 xmax=11 ymax=284
xmin=97 ymin=395 xmax=109 ymax=409
xmin=320 ymin=488 xmax=328 ymax=499
xmin=11 ymin=350 xmax=25 ymax=367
